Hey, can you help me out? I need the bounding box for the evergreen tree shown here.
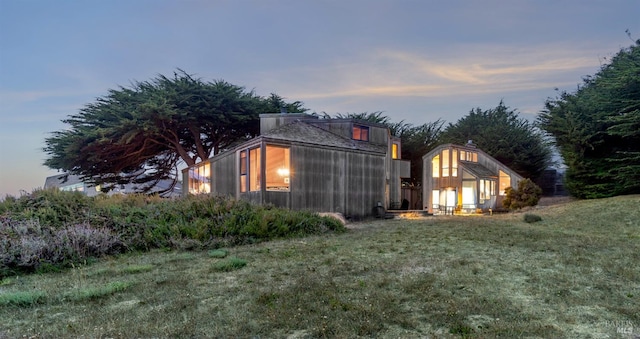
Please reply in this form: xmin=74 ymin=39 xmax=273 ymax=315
xmin=538 ymin=40 xmax=640 ymax=198
xmin=439 ymin=102 xmax=551 ymax=181
xmin=44 ymin=70 xmax=306 ymax=193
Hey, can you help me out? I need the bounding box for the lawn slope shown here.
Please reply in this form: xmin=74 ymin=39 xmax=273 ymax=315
xmin=1 ymin=195 xmax=638 ymax=338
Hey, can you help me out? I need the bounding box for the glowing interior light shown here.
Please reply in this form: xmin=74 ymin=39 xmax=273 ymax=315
xmin=277 ymin=168 xmax=290 ymax=177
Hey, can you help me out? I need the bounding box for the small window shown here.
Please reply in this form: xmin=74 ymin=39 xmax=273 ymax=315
xmin=392 ymin=143 xmax=399 ymax=159
xmin=353 ymin=125 xmax=369 ymax=141
xmin=461 ymin=151 xmax=478 ymax=162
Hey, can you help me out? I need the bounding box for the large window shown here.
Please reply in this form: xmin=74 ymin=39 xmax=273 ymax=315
xmin=432 ymin=149 xmax=459 ymax=178
xmin=265 ymin=145 xmax=290 ymax=191
xmin=240 ymin=148 xmax=261 ymax=192
xmin=432 ymin=190 xmax=440 ymax=210
xmin=188 ymin=162 xmax=211 ymax=194
xmin=353 ymin=125 xmax=369 ymax=141
xmin=432 ymin=155 xmax=440 ymax=178
xmin=442 ymin=150 xmax=450 ymax=177
xmin=479 ymin=179 xmax=495 ymax=202
xmin=461 ymin=180 xmax=477 ymax=209
xmin=249 ymin=148 xmax=260 ymax=191
xmin=499 ymin=170 xmax=511 ymax=195
xmin=452 ymin=149 xmax=458 ymax=177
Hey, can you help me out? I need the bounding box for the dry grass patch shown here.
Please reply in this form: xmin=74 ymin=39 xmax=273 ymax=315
xmin=0 ymin=195 xmax=638 ymax=338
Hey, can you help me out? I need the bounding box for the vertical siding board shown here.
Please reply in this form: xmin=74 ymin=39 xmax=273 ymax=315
xmin=211 ymin=151 xmax=237 ymax=197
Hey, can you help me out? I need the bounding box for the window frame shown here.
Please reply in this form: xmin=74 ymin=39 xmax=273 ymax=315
xmin=265 ymin=145 xmax=291 ymax=191
xmin=353 ymin=125 xmax=370 ymax=141
xmin=188 ymin=162 xmax=211 ymax=194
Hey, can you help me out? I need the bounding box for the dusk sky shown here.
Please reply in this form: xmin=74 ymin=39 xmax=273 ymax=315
xmin=1 ymin=0 xmax=638 ymax=198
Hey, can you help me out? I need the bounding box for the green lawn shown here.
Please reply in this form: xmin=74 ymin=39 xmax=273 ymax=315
xmin=1 ymin=195 xmax=638 ymax=338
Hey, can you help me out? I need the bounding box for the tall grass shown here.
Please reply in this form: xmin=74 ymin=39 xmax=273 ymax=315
xmin=0 ymin=189 xmax=345 ymax=277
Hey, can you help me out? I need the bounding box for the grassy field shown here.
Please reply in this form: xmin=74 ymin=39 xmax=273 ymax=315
xmin=1 ymin=195 xmax=638 ymax=338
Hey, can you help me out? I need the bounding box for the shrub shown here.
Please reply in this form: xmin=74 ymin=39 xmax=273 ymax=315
xmin=503 ymin=179 xmax=543 ymax=210
xmin=1 ymin=190 xmax=346 ymax=277
xmin=523 ymin=214 xmax=543 ymax=223
xmin=212 ymin=257 xmax=247 ymax=272
xmin=0 ymin=217 xmax=124 ymax=277
xmin=0 ymin=188 xmax=93 ymax=227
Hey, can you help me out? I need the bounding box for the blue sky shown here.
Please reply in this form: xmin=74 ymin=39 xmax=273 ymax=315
xmin=1 ymin=0 xmax=638 ymax=197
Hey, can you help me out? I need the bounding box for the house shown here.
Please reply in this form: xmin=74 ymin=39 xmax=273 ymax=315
xmin=44 ymin=174 xmax=182 ymax=197
xmin=182 ymin=113 xmax=411 ymax=219
xmin=44 ymin=174 xmax=102 ymax=196
xmin=422 ymin=141 xmax=523 ymax=214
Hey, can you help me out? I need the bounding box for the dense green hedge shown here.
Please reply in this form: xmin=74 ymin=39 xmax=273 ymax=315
xmin=0 ymin=189 xmax=345 ymax=277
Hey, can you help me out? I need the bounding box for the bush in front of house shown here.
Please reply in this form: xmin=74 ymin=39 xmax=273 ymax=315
xmin=503 ymin=178 xmax=543 ymax=210
xmin=0 ymin=217 xmax=124 ymax=277
xmin=0 ymin=190 xmax=346 ymax=277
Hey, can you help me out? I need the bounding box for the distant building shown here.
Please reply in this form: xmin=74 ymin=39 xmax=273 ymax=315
xmin=44 ymin=174 xmax=181 ymax=197
xmin=422 ymin=141 xmax=524 ymax=214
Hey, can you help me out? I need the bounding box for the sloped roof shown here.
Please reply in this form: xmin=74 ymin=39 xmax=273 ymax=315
xmin=261 ymin=120 xmax=387 ymax=154
xmin=44 ymin=174 xmax=84 ymax=188
xmin=461 ymin=161 xmax=497 ymax=178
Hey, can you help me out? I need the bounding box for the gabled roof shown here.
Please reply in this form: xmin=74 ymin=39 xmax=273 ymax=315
xmin=461 ymin=161 xmax=497 ymax=178
xmin=261 ymin=120 xmax=387 ymax=154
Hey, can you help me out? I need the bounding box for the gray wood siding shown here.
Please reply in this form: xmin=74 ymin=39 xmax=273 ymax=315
xmin=345 ymin=152 xmax=386 ymax=218
xmin=389 ymin=159 xmax=411 ymax=207
xmin=211 ymin=151 xmax=236 ymax=197
xmin=259 ymin=113 xmax=313 ymax=134
xmin=287 ymin=145 xmax=385 ymax=218
xmin=367 ymin=126 xmax=388 ymax=145
xmin=313 ymin=122 xmax=352 ymax=141
xmin=290 ymin=146 xmax=347 ymax=215
xmin=308 ymin=120 xmax=389 ymax=146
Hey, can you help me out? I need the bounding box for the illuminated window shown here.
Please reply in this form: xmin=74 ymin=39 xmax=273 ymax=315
xmin=432 ymin=155 xmax=440 ymax=178
xmin=265 ymin=145 xmax=290 ymax=191
xmin=249 ymin=148 xmax=260 ymax=191
xmin=60 ymin=183 xmax=85 ymax=192
xmin=240 ymin=148 xmax=261 ymax=192
xmin=442 ymin=150 xmax=450 ymax=177
xmin=392 ymin=143 xmax=399 ymax=159
xmin=452 ymin=149 xmax=458 ymax=177
xmin=479 ymin=179 xmax=495 ymax=202
xmin=499 ymin=170 xmax=511 ymax=195
xmin=461 ymin=151 xmax=478 ymax=162
xmin=240 ymin=150 xmax=247 ymax=192
xmin=461 ymin=180 xmax=476 ymax=209
xmin=188 ymin=162 xmax=211 ymax=194
xmin=353 ymin=125 xmax=369 ymax=141
xmin=432 ymin=190 xmax=440 ymax=210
